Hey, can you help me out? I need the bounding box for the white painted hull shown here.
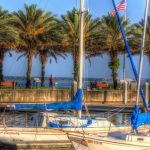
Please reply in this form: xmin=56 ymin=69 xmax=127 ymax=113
xmin=0 ymin=127 xmax=129 ymax=144
xmin=88 ymin=137 xmax=150 ymax=150
xmin=72 ymin=141 xmax=88 ymax=150
xmin=0 ymin=127 xmax=69 ymax=143
xmin=68 ymin=130 xmax=150 ymax=150
xmin=87 ymin=129 xmax=150 ymax=150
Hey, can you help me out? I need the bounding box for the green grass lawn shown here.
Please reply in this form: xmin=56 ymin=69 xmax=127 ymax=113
xmin=0 ymin=86 xmax=121 ymax=91
xmin=0 ymin=86 xmax=70 ymax=90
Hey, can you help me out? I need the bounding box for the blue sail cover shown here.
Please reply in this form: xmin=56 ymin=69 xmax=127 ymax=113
xmin=49 ymin=119 xmax=92 ymax=128
xmin=15 ymin=89 xmax=82 ymax=111
xmin=131 ymin=105 xmax=150 ymax=130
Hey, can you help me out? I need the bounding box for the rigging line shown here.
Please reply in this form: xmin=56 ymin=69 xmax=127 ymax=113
xmin=76 ymin=128 xmax=86 ymax=150
xmin=75 ymin=0 xmax=78 ymax=9
xmin=2 ymin=111 xmax=18 ymax=140
xmin=104 ymin=102 xmax=131 ymax=114
xmin=88 ymin=0 xmax=90 ymax=12
xmin=106 ymin=107 xmax=129 ymax=119
xmin=86 ymin=0 xmax=94 ymax=12
xmin=98 ymin=103 xmax=132 ymax=125
xmin=44 ymin=0 xmax=49 ymax=10
xmin=87 ymin=0 xmax=103 ymax=18
xmin=6 ymin=51 xmax=17 ymax=77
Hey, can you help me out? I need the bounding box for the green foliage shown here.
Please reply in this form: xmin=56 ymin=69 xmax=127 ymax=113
xmin=0 ymin=5 xmax=148 ymax=87
xmin=12 ymin=4 xmax=58 ymax=87
xmin=60 ymin=8 xmax=101 ymax=81
xmin=0 ymin=7 xmax=19 ymax=81
xmin=133 ymin=16 xmax=150 ymax=59
xmin=87 ymin=14 xmax=139 ymax=89
xmin=108 ymin=58 xmax=120 ymax=72
xmin=146 ymin=17 xmax=150 ymax=62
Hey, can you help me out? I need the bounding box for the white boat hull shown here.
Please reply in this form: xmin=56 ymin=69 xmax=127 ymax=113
xmin=0 ymin=127 xmax=129 ymax=144
xmin=88 ymin=137 xmax=150 ymax=150
xmin=88 ymin=131 xmax=150 ymax=150
xmin=68 ymin=130 xmax=150 ymax=150
xmin=0 ymin=127 xmax=69 ymax=143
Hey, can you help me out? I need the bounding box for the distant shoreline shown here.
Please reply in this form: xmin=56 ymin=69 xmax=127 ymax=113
xmin=3 ymin=76 xmax=149 ymax=82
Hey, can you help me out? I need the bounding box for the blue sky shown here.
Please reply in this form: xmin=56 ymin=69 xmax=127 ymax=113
xmin=0 ymin=0 xmax=146 ymax=22
xmin=1 ymin=0 xmax=150 ymax=79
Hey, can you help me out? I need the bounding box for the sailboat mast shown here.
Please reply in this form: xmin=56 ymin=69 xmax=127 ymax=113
xmin=136 ymin=0 xmax=149 ymax=106
xmin=78 ymin=0 xmax=84 ymax=118
xmin=79 ymin=0 xmax=84 ymax=89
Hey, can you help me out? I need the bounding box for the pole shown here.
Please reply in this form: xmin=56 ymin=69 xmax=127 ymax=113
xmin=123 ymin=0 xmax=126 ymax=80
xmin=123 ymin=0 xmax=127 ymax=104
xmin=78 ymin=0 xmax=84 ymax=117
xmin=123 ymin=50 xmax=126 ymax=80
xmin=136 ymin=0 xmax=149 ymax=106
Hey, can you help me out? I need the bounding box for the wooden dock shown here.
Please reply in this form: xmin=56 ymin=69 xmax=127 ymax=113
xmin=84 ymin=104 xmax=144 ymax=113
xmin=0 ymin=102 xmax=146 ymax=114
xmin=0 ymin=104 xmax=142 ymax=113
xmin=0 ymin=140 xmax=75 ymax=150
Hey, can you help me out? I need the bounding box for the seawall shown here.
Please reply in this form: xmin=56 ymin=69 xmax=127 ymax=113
xmin=0 ymin=89 xmax=146 ymax=105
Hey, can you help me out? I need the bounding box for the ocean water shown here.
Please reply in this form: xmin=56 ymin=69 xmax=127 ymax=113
xmin=4 ymin=76 xmax=106 ymax=88
xmin=3 ymin=76 xmax=148 ymax=88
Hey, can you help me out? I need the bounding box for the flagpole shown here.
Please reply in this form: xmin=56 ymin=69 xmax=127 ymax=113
xmin=123 ymin=0 xmax=127 ymax=104
xmin=123 ymin=0 xmax=126 ymax=81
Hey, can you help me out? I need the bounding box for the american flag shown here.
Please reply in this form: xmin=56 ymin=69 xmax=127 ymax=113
xmin=111 ymin=0 xmax=127 ymax=16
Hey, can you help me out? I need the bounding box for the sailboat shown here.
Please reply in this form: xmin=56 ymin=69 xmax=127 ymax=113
xmin=0 ymin=0 xmax=126 ymax=146
xmin=10 ymin=0 xmax=128 ymax=134
xmin=80 ymin=0 xmax=150 ymax=149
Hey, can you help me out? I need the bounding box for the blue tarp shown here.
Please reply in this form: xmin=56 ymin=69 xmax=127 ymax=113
xmin=131 ymin=105 xmax=150 ymax=130
xmin=15 ymin=89 xmax=82 ymax=111
xmin=49 ymin=119 xmax=92 ymax=128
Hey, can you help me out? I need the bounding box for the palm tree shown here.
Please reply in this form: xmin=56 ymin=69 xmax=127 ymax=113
xmin=36 ymin=45 xmax=66 ymax=87
xmin=13 ymin=4 xmax=57 ymax=88
xmin=0 ymin=7 xmax=18 ymax=81
xmin=60 ymin=8 xmax=101 ymax=82
xmin=34 ymin=18 xmax=67 ymax=87
xmin=132 ymin=16 xmax=150 ymax=63
xmin=137 ymin=16 xmax=150 ymax=59
xmin=88 ymin=14 xmax=139 ymax=89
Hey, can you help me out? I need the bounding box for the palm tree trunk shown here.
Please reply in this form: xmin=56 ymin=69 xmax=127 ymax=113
xmin=73 ymin=53 xmax=79 ymax=82
xmin=26 ymin=54 xmax=33 ymax=88
xmin=112 ymin=68 xmax=118 ymax=89
xmin=110 ymin=50 xmax=119 ymax=89
xmin=0 ymin=52 xmax=4 ymax=81
xmin=41 ymin=61 xmax=46 ymax=87
xmin=112 ymin=53 xmax=118 ymax=89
